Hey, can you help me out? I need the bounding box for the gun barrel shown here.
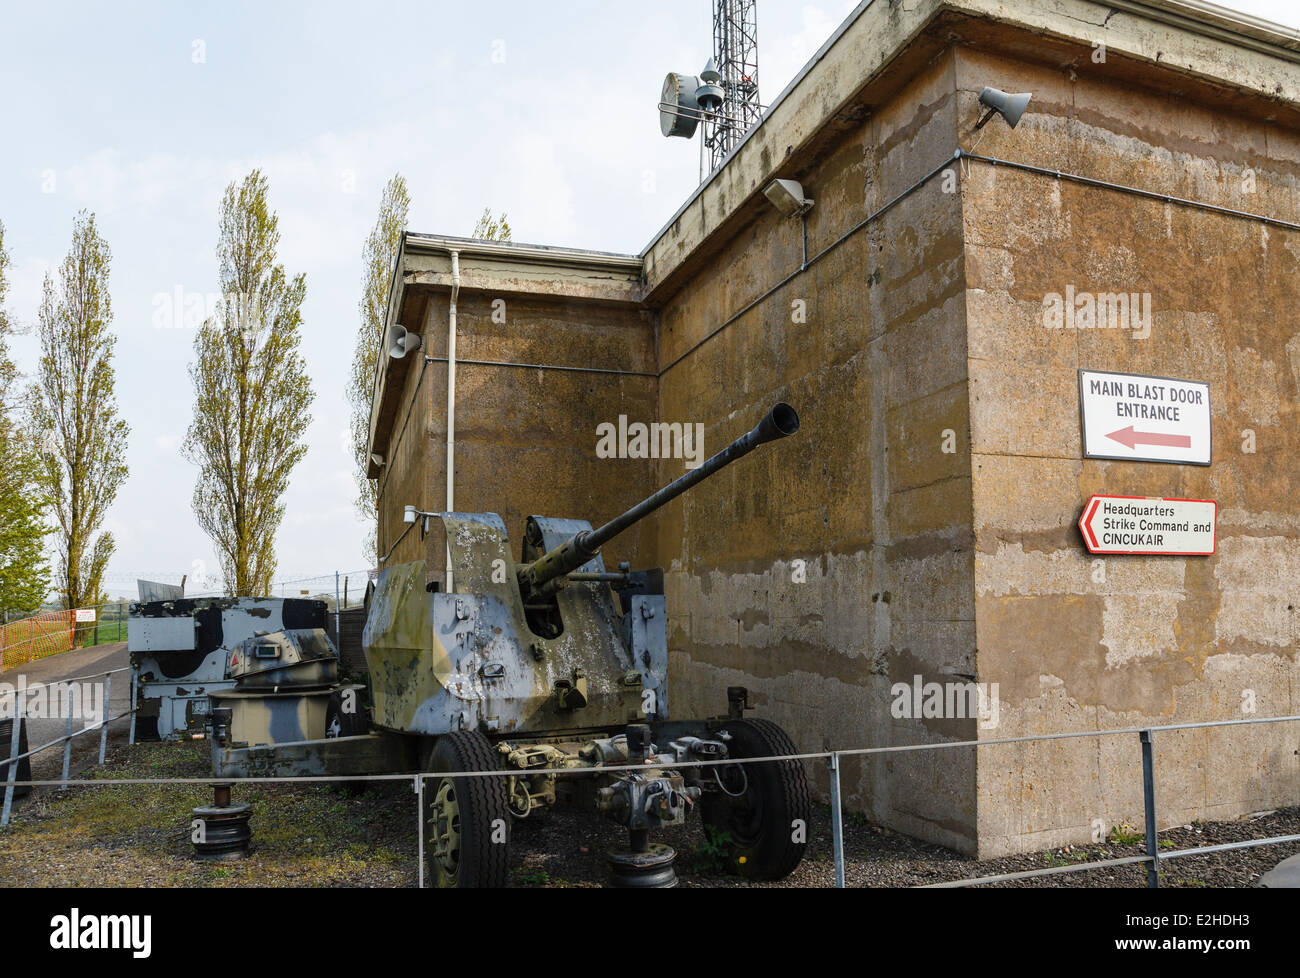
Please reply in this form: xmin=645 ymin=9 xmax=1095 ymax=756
xmin=519 ymin=403 xmax=799 ymax=594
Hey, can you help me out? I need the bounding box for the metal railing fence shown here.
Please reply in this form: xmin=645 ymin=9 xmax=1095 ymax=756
xmin=1 ymin=710 xmax=1297 ymax=888
xmin=1 ymin=667 xmax=135 ymax=825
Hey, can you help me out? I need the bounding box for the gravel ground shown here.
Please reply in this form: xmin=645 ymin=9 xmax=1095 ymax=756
xmin=510 ymin=802 xmax=1300 ymax=888
xmin=1 ymin=739 xmax=1295 ymax=887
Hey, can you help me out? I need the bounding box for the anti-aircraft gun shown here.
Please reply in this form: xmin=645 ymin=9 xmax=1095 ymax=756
xmin=363 ymin=403 xmax=808 ymax=887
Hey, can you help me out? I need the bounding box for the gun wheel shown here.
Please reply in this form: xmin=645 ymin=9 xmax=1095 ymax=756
xmin=425 ymin=731 xmax=510 ymax=888
xmin=700 ymin=718 xmax=810 ymax=881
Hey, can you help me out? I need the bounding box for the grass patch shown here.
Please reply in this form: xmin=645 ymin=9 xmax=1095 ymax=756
xmin=679 ymin=824 xmax=735 ymax=876
xmin=0 ymin=740 xmax=417 ymax=887
xmin=1107 ymin=824 xmax=1144 ymax=846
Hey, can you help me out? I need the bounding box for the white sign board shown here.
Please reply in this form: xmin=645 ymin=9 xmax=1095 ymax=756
xmin=1079 ymin=495 xmax=1217 ymax=555
xmin=74 ymin=608 xmax=96 ymax=623
xmin=1079 ymin=369 xmax=1210 ymax=465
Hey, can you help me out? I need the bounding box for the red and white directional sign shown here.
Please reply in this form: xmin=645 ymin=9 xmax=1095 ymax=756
xmin=1079 ymin=369 xmax=1211 ymax=465
xmin=1078 ymin=495 xmax=1217 ymax=555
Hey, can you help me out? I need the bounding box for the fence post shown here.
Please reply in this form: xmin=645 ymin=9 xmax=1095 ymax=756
xmin=416 ymin=774 xmax=424 ymax=889
xmin=96 ymin=671 xmax=113 ymax=769
xmin=827 ymin=751 xmax=845 ymax=889
xmin=61 ymin=707 xmax=75 ymax=785
xmin=2 ymin=692 xmax=25 ymax=828
xmin=97 ymin=672 xmax=113 ymax=765
xmin=1140 ymin=729 xmax=1159 ymax=888
xmin=128 ymin=671 xmax=137 ymax=746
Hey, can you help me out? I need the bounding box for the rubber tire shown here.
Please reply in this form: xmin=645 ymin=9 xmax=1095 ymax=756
xmin=425 ymin=731 xmax=511 ymax=888
xmin=700 ymin=718 xmax=810 ymax=881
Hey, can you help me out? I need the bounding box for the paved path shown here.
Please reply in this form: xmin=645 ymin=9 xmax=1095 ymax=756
xmin=1 ymin=643 xmax=131 ymax=791
xmin=1259 ymin=852 xmax=1300 ymax=887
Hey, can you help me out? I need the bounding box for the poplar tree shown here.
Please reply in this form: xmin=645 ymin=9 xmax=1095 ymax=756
xmin=472 ymin=207 xmax=512 ymax=241
xmin=30 ymin=211 xmax=128 ymax=612
xmin=184 ymin=170 xmax=313 ymax=596
xmin=0 ymin=220 xmax=52 ymax=619
xmin=348 ymin=173 xmax=409 ymax=565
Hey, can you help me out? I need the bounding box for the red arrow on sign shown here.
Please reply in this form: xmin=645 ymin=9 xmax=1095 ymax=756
xmin=1077 ymin=494 xmax=1217 ymax=555
xmin=1105 ymin=426 xmax=1192 ymax=450
xmin=1079 ymin=497 xmax=1102 ymax=550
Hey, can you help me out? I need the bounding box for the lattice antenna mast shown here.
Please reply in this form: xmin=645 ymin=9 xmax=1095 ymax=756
xmin=656 ymin=1 xmax=764 ymax=182
xmin=703 ymin=0 xmax=761 ymax=171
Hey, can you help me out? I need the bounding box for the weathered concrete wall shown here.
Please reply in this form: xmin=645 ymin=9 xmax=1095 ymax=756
xmin=375 ymin=298 xmax=434 ymax=570
xmin=375 ymin=290 xmax=658 ymax=578
xmin=957 ymin=44 xmax=1300 ymax=857
xmin=651 ymin=49 xmax=980 ymax=852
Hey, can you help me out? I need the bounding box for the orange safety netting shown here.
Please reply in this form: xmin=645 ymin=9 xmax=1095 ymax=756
xmin=0 ymin=611 xmax=75 ymax=672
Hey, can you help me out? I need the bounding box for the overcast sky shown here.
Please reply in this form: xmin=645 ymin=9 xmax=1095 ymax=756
xmin=1 ymin=0 xmax=1296 ymax=600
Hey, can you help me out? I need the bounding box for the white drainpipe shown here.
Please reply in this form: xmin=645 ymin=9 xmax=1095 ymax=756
xmin=445 ymin=250 xmax=460 ymax=591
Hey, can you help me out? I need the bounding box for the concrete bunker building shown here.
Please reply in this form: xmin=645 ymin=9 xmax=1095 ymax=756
xmin=366 ymin=0 xmax=1300 ymax=857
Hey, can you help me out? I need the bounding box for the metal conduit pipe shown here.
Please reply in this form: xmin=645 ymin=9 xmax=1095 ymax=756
xmin=445 ymin=250 xmax=460 ymax=591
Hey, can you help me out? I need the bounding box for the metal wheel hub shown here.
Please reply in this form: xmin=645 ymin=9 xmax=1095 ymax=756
xmin=429 ymin=779 xmax=462 ymax=874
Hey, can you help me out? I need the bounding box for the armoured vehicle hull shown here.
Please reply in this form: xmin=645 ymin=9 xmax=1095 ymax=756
xmin=364 ymin=516 xmax=663 ymax=738
xmin=130 ymin=597 xmax=362 ymax=744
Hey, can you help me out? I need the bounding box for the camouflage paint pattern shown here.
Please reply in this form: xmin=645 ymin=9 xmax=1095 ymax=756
xmin=364 ymin=513 xmax=665 ymax=737
xmin=209 ymin=687 xmax=335 ymax=747
xmin=226 ymin=628 xmax=339 ymax=689
xmin=130 ymin=597 xmax=333 ymax=741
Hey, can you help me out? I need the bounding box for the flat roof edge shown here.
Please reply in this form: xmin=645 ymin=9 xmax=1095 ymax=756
xmin=404 ymin=232 xmax=642 ymax=270
xmin=1132 ymin=0 xmax=1300 ymax=54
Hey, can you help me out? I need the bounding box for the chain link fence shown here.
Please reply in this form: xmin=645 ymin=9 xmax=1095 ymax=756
xmin=184 ymin=570 xmax=375 ymax=610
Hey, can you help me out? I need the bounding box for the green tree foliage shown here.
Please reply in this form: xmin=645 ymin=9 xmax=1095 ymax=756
xmin=472 ymin=207 xmax=512 ymax=241
xmin=349 ymin=173 xmax=409 ymax=565
xmin=0 ymin=219 xmax=52 ymax=619
xmin=29 ymin=211 xmax=128 ymax=612
xmin=184 ymin=170 xmax=314 ymax=597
